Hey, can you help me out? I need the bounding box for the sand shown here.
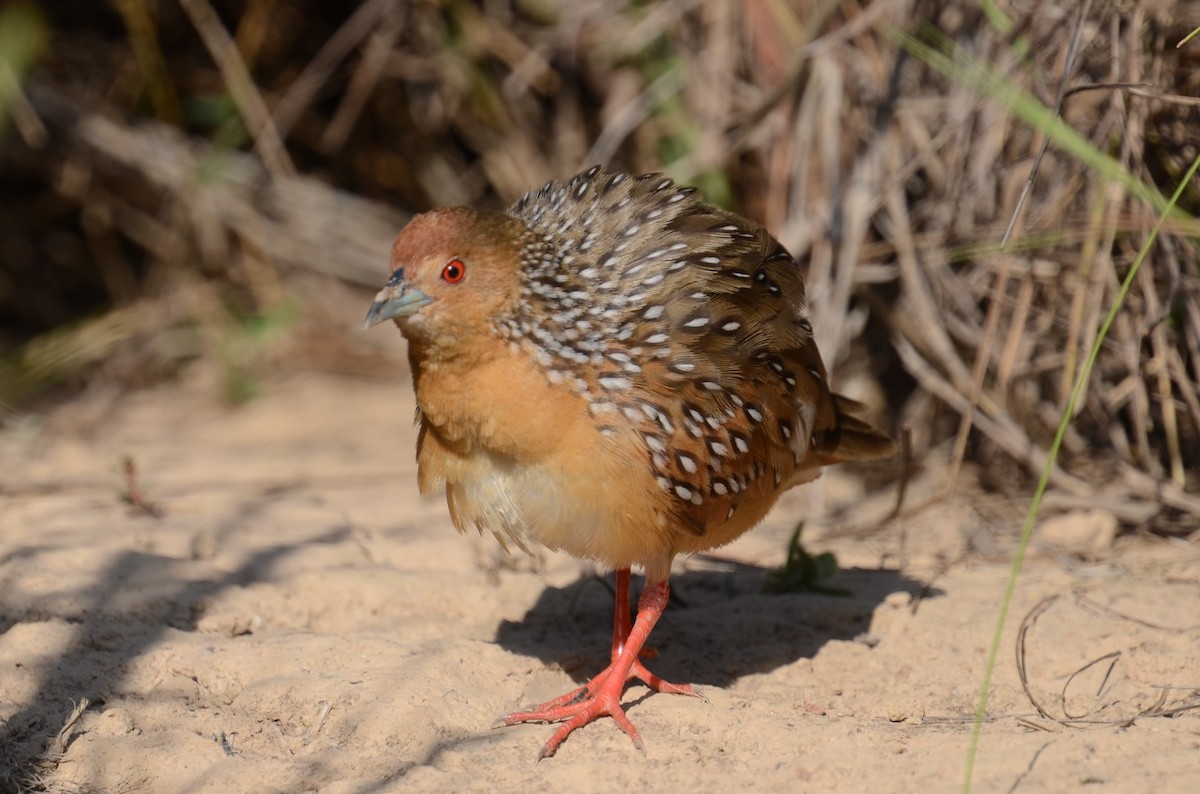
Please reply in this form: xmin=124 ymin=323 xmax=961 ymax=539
xmin=2 ymin=367 xmax=1197 ymax=793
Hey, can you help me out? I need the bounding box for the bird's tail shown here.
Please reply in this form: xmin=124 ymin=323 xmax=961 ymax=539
xmin=817 ymin=394 xmax=897 ymax=464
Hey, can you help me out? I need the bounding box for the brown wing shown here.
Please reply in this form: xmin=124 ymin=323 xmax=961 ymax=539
xmin=506 ymin=167 xmax=893 ymax=542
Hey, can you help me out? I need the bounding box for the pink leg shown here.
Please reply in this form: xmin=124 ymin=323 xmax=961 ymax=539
xmin=503 ymin=568 xmax=699 ymax=759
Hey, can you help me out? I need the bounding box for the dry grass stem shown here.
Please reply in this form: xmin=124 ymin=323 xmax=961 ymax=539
xmin=2 ymin=0 xmax=1197 ymax=528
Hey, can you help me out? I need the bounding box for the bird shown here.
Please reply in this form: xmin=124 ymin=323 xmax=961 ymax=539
xmin=364 ymin=165 xmax=895 ymax=759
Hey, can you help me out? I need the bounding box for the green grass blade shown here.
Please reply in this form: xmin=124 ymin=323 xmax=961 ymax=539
xmin=961 ymin=149 xmax=1200 ymax=793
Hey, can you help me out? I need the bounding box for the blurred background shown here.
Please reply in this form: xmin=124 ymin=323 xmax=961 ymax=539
xmin=1 ymin=0 xmax=1198 ymax=532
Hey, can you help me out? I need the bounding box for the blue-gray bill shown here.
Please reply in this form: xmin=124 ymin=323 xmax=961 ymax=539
xmin=363 ymin=274 xmax=432 ymax=329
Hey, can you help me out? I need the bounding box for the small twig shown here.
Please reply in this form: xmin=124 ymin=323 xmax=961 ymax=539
xmin=46 ymin=698 xmax=90 ymax=757
xmin=1064 ymin=82 xmax=1200 ymax=107
xmin=0 ymin=64 xmax=48 ymax=148
xmin=1139 ymin=237 xmax=1185 ymax=486
xmin=121 ymin=455 xmax=163 ymax=518
xmin=1060 ymin=651 xmax=1121 ymax=720
xmin=1120 ymin=463 xmax=1200 ymax=519
xmin=1015 ymin=595 xmax=1058 ymax=721
xmin=306 ymin=701 xmax=332 ymax=746
xmin=1014 ymin=717 xmax=1056 ymax=732
xmin=948 ymin=251 xmax=1014 ymax=492
xmin=584 ymin=68 xmax=686 ymax=166
xmin=1006 ymin=739 xmax=1057 ymax=794
xmin=1139 ymin=690 xmax=1200 ymax=719
xmin=272 ymin=0 xmax=398 ymax=139
xmin=320 ymin=8 xmax=402 ymax=153
xmin=1000 ymin=0 xmax=1094 ymax=247
xmin=177 ymin=0 xmax=296 ymax=181
xmin=1073 ymin=591 xmax=1200 ymax=632
xmin=884 ymin=425 xmax=912 ymax=523
xmin=270 ymin=721 xmax=293 ymax=756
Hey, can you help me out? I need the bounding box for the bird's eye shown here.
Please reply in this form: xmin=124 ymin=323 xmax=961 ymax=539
xmin=441 ymin=259 xmax=466 ymax=283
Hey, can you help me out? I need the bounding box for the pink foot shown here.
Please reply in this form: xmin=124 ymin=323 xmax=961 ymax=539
xmin=501 ymin=571 xmax=699 ymax=758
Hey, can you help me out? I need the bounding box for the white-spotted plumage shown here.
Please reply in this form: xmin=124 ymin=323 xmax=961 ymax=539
xmin=500 ymin=167 xmax=864 ymax=537
xmin=378 ymin=166 xmax=893 ymax=561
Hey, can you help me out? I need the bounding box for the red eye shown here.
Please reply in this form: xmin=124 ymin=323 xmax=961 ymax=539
xmin=441 ymin=259 xmax=466 ymax=283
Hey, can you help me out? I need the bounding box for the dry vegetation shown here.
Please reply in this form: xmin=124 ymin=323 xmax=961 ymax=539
xmin=1 ymin=3 xmax=1200 ymax=791
xmin=2 ymin=2 xmax=1199 ymax=518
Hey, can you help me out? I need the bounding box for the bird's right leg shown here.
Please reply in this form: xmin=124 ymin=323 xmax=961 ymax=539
xmin=506 ymin=567 xmax=635 ymax=712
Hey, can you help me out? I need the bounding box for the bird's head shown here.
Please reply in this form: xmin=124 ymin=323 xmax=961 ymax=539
xmin=364 ymin=207 xmax=528 ymax=357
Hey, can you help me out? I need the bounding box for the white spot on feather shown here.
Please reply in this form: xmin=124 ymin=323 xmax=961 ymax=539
xmin=598 ymin=376 xmax=631 ymax=390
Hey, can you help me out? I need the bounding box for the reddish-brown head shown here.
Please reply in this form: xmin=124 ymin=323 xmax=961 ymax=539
xmin=364 ymin=207 xmax=528 ymax=355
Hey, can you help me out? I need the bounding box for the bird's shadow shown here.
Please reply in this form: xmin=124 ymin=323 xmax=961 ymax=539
xmin=495 ymin=560 xmax=940 ymax=688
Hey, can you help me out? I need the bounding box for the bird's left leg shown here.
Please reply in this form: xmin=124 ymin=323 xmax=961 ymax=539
xmin=503 ymin=570 xmax=698 ymax=758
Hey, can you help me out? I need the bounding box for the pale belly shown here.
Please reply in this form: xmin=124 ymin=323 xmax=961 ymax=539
xmin=415 ymin=391 xmax=812 ymax=579
xmin=438 ymin=446 xmax=676 ymax=573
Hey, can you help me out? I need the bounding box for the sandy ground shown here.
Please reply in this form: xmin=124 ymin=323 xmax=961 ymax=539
xmin=2 ymin=363 xmax=1198 ymax=793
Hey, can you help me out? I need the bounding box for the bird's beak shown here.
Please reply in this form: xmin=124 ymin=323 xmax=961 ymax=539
xmin=363 ymin=269 xmax=434 ymax=329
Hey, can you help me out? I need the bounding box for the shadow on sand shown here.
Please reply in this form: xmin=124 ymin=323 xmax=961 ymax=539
xmin=495 ymin=559 xmax=940 ymax=689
